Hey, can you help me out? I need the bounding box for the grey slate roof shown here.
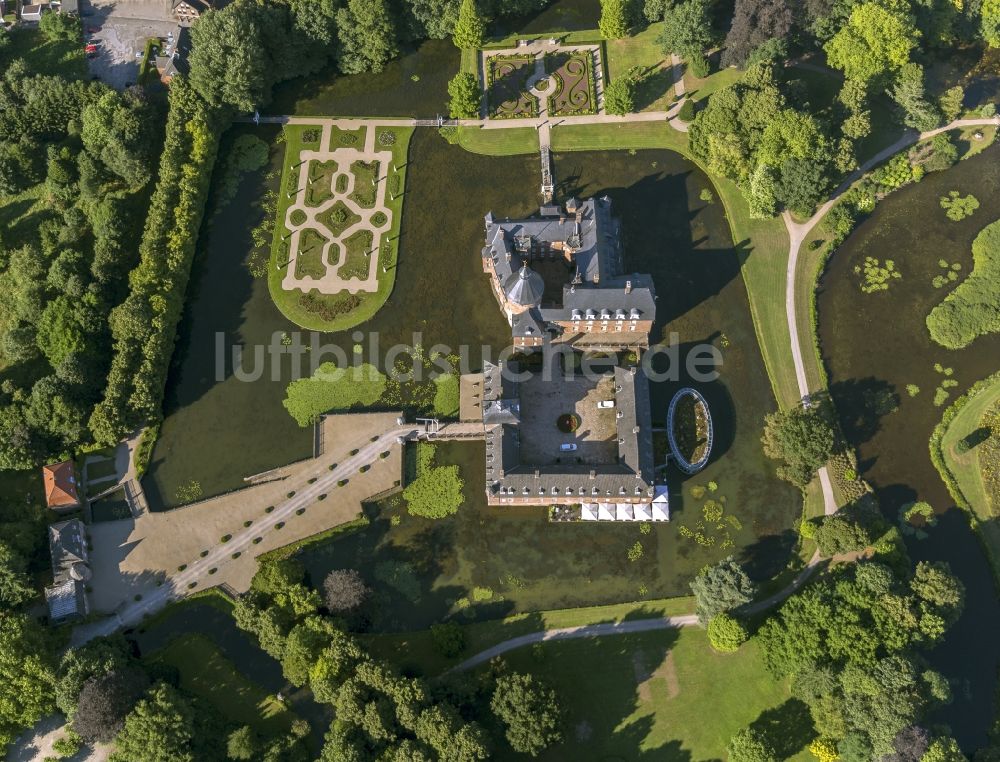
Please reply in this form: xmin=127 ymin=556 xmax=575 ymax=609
xmin=483 ymin=360 xmax=655 ymax=501
xmin=483 ymin=197 xmax=656 ymax=339
xmin=45 ymin=519 xmax=90 ymax=623
xmin=504 ymin=265 xmax=545 ymax=308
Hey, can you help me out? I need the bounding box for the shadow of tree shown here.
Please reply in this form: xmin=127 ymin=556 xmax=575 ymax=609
xmin=747 ymin=698 xmax=817 ymax=758
xmin=829 ymin=376 xmax=900 ymax=446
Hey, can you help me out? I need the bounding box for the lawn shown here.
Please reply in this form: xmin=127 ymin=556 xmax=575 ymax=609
xmin=306 ymin=160 xmax=337 ymax=206
xmin=686 ymin=65 xmax=741 ymax=104
xmin=446 ymin=125 xmax=539 ymax=155
xmin=940 ymin=374 xmax=1000 ymax=577
xmin=606 ymin=22 xmax=675 ymax=112
xmin=145 ymin=632 xmax=296 ymax=736
xmin=268 ymin=124 xmax=413 ymax=331
xmin=364 ymin=595 xmax=696 ymax=677
xmin=348 ymin=159 xmax=380 ymax=208
xmin=476 ymin=628 xmax=812 ymax=761
xmin=1 ymin=26 xmax=87 ymax=79
xmin=293 ymin=227 xmax=329 ymax=280
xmin=340 ymin=229 xmax=373 ymax=280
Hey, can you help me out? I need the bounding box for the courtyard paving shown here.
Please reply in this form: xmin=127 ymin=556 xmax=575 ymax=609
xmin=518 ymin=374 xmax=618 ymax=465
xmin=84 ymin=413 xmax=404 ymax=617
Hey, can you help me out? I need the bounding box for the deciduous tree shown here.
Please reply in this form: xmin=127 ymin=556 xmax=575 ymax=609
xmin=761 ymin=404 xmax=836 ymax=487
xmin=721 ymin=0 xmax=794 ymax=68
xmin=824 ymin=2 xmax=918 ymax=83
xmin=323 ymin=569 xmax=370 ymax=612
xmin=447 ymin=72 xmax=481 ymax=118
xmin=491 ymin=673 xmax=561 ymax=756
xmin=110 ymin=683 xmax=197 ymax=762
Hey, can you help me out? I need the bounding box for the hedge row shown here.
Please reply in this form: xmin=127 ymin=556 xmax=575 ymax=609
xmin=90 ymin=76 xmax=223 ymax=443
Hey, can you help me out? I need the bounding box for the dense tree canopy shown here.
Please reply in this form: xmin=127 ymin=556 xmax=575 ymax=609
xmin=721 ymin=0 xmax=795 ymax=68
xmin=490 ymin=673 xmax=562 ymax=756
xmin=0 ymin=613 xmax=56 ymax=747
xmin=109 ymin=684 xmax=199 ymax=762
xmin=824 ymin=2 xmax=919 ymax=83
xmin=761 ymin=403 xmax=836 ymax=487
xmin=337 ymin=0 xmax=399 ymax=75
xmin=689 ymin=64 xmax=834 ymax=217
xmin=756 ymin=556 xmax=964 ymax=757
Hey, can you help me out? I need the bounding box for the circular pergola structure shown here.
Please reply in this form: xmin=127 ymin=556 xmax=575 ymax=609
xmin=666 ymin=387 xmax=714 ymax=474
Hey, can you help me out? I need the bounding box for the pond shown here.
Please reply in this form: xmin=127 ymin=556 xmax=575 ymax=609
xmin=817 ymin=143 xmax=1000 ymax=749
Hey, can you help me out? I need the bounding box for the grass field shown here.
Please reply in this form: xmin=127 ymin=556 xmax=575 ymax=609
xmin=145 ymin=632 xmax=296 ymax=736
xmin=605 ymin=22 xmax=675 ymax=112
xmin=364 ymin=595 xmax=697 ymax=676
xmin=478 ymin=628 xmax=812 ymax=761
xmin=686 ymin=65 xmax=741 ymax=104
xmin=268 ymin=124 xmax=413 ymax=331
xmin=940 ymin=375 xmax=1000 ymax=576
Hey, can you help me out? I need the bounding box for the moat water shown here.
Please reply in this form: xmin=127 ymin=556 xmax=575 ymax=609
xmin=817 ymin=143 xmax=1000 ymax=748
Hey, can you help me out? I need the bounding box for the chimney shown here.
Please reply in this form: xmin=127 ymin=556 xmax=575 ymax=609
xmin=534 ymin=469 xmax=540 ymax=478
xmin=589 ymin=469 xmax=597 ymax=480
xmin=625 ymin=279 xmax=632 ymax=294
xmin=633 ymin=426 xmax=640 ymax=434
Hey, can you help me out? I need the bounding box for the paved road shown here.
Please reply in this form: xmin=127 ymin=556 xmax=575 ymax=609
xmin=74 ymin=425 xmax=417 ymax=645
xmin=781 ymin=115 xmax=1000 ymax=516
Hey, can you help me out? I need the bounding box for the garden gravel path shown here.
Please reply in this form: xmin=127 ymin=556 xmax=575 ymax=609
xmin=452 ymin=550 xmax=824 ymax=672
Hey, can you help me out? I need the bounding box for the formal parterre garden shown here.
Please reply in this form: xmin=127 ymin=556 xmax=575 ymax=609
xmin=265 ymin=123 xmax=414 ymax=331
xmin=485 ymin=53 xmax=539 ymax=118
xmin=547 ymin=50 xmax=600 ymax=116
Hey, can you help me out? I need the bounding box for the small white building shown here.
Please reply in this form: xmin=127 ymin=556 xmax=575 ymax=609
xmin=21 ymin=3 xmax=50 ymax=21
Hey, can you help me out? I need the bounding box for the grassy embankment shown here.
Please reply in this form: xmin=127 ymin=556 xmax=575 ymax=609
xmin=933 ymin=372 xmax=1000 ymax=580
xmin=363 ymin=594 xmax=697 ymax=676
xmin=268 ymin=123 xmax=414 ymax=331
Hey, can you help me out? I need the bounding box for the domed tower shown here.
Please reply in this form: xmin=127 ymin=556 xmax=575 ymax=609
xmin=503 ymin=264 xmax=544 ymax=314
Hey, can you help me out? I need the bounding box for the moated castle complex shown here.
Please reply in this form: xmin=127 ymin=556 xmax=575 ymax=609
xmin=479 ymin=197 xmax=669 ymax=519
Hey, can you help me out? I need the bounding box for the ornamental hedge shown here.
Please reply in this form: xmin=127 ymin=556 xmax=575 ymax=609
xmin=90 ymin=77 xmax=223 ymax=443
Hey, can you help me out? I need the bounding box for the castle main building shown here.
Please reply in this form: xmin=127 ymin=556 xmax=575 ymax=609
xmin=481 ymin=197 xmax=657 ymax=350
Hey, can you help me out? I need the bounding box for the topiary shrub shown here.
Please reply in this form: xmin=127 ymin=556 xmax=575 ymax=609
xmin=707 ymin=613 xmax=748 ymax=652
xmin=678 ymin=99 xmax=696 ymax=122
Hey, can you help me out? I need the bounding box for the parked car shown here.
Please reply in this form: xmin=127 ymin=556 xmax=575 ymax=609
xmin=597 ymin=400 xmax=615 ymax=408
xmin=559 ymin=443 xmax=577 ymax=452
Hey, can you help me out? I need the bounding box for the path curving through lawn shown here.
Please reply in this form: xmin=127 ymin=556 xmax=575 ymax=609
xmin=452 ymin=550 xmax=823 ymax=672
